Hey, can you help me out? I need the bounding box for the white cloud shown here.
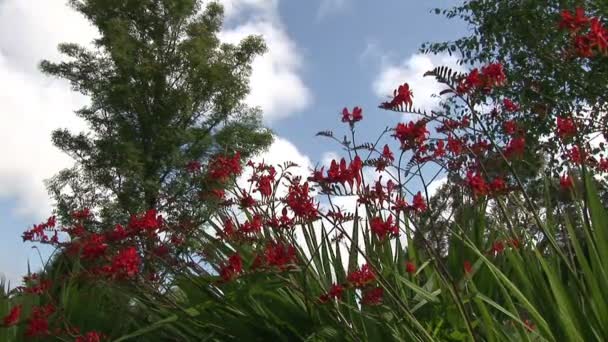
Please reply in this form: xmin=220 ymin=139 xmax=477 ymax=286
xmin=0 ymin=0 xmax=311 ymax=219
xmin=0 ymin=0 xmax=93 ymax=218
xmin=219 ymin=1 xmax=312 ymax=122
xmin=317 ymin=0 xmax=349 ymax=19
xmin=427 ymin=177 xmax=448 ymax=198
xmin=0 ymin=0 xmax=97 ymax=73
xmin=373 ymin=53 xmax=465 ymax=114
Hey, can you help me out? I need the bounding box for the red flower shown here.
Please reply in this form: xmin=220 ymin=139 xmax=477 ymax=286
xmin=107 ymin=224 xmax=128 ymax=242
xmin=239 ymin=190 xmax=256 ymax=208
xmin=111 ymin=247 xmax=141 ymax=278
xmin=394 ymin=120 xmax=429 ymax=151
xmin=210 ymin=188 xmax=226 ymax=200
xmin=239 ymin=215 xmax=263 ymax=235
xmin=503 ymin=120 xmax=517 ymax=135
xmin=347 ymin=264 xmax=375 ymax=288
xmin=2 ymin=305 xmax=21 ymax=327
xmin=568 ymin=146 xmax=582 ymax=164
xmin=221 ymin=219 xmax=236 ymax=239
xmin=447 ymin=135 xmax=463 ymax=155
xmin=434 ymin=140 xmax=446 ymax=158
xmin=319 ymin=283 xmax=344 ymax=303
xmin=411 ymin=191 xmax=427 ymax=212
xmin=599 ymin=158 xmax=608 ymax=172
xmin=341 ymin=106 xmax=363 ymax=124
xmin=128 ymin=209 xmax=162 ymax=234
xmin=589 ymin=17 xmax=608 ymax=54
xmin=491 ymin=241 xmax=505 ymax=256
xmin=405 ymin=261 xmax=416 ymax=275
xmin=464 ymin=260 xmax=473 ymax=275
xmin=559 ymin=7 xmax=589 ymax=31
xmin=370 ymin=216 xmax=399 ymax=240
xmin=504 ymin=137 xmax=526 ymax=159
xmin=480 ymin=63 xmax=507 ymax=88
xmin=76 ymin=331 xmax=104 ymax=342
xmin=81 ymin=233 xmax=108 ymax=260
xmin=286 ymin=182 xmax=319 ymax=221
xmin=264 ymin=242 xmax=297 ymax=270
xmin=466 ymin=171 xmax=489 ymax=197
xmin=220 ymin=253 xmax=243 ymax=281
xmin=490 ymin=177 xmax=507 ymax=193
xmin=25 ymin=304 xmax=54 ymax=338
xmin=574 ymin=35 xmax=593 ymax=57
xmin=381 ymin=144 xmax=394 ymax=162
xmin=502 ymin=98 xmax=519 ymax=112
xmin=556 ymin=117 xmax=576 ymax=139
xmin=457 ymin=68 xmax=482 ymax=94
xmin=72 ymin=208 xmax=91 ymax=221
xmin=560 ymin=174 xmax=574 ymax=190
xmin=380 ymin=83 xmax=413 ymax=109
xmin=186 ymin=160 xmax=201 ymax=173
xmin=208 ymin=152 xmax=242 ymax=183
xmin=361 ymin=287 xmax=384 ymax=306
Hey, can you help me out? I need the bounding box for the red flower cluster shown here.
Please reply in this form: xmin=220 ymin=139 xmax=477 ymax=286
xmin=375 ymin=144 xmax=395 ymax=171
xmin=341 ymin=106 xmax=363 ymax=124
xmin=207 ymin=152 xmax=242 ymax=183
xmin=2 ymin=305 xmax=21 ymax=327
xmin=285 ymin=182 xmax=319 ymax=221
xmin=110 ymin=247 xmax=141 ymax=278
xmin=313 ymin=156 xmax=363 ymax=190
xmin=457 ymin=63 xmax=506 ymax=94
xmin=361 ymin=287 xmax=384 ymax=306
xmin=370 ymin=215 xmax=399 ymax=240
xmin=25 ymin=304 xmax=55 ymax=338
xmin=504 ymin=137 xmax=526 ymax=159
xmin=22 ymin=215 xmax=57 ymax=242
xmin=75 ymin=331 xmax=104 ymax=342
xmin=128 ymin=209 xmax=163 ymax=235
xmin=266 ymin=207 xmax=294 ymax=231
xmin=393 ymin=119 xmax=429 ymax=151
xmin=186 ymin=160 xmax=202 ymax=173
xmin=569 ymin=145 xmax=582 ymax=164
xmin=560 ymin=8 xmax=608 ymax=57
xmin=560 ymin=174 xmax=574 ymax=189
xmin=503 ymin=120 xmax=518 ymax=135
xmin=411 ymin=191 xmax=427 ymax=212
xmin=466 ymin=171 xmax=508 ymax=197
xmin=347 ymin=264 xmax=375 ymax=288
xmin=220 ymin=253 xmax=243 ymax=281
xmin=80 ymin=233 xmax=108 ymax=260
xmin=466 ymin=171 xmax=489 ymax=197
xmin=436 ymin=117 xmax=470 ymax=134
xmin=263 ymin=242 xmax=297 ymax=270
xmin=380 ymin=83 xmax=413 ymax=109
xmin=502 ymin=98 xmax=519 ymax=112
xmin=406 ymin=261 xmax=416 ymax=275
xmin=557 ymin=117 xmax=576 ymax=139
xmin=319 ymin=283 xmax=345 ymax=303
xmin=239 ymin=215 xmax=263 ymax=235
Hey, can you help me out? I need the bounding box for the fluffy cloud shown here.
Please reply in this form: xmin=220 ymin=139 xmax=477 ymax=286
xmin=0 ymin=0 xmax=93 ymax=218
xmin=220 ymin=1 xmax=312 ymax=121
xmin=373 ymin=53 xmax=465 ymax=114
xmin=0 ymin=0 xmax=311 ymax=218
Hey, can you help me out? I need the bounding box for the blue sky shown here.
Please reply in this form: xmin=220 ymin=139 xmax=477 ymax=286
xmin=0 ymin=0 xmax=466 ymax=285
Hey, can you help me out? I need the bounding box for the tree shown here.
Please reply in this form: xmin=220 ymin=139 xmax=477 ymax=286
xmin=424 ymin=0 xmax=608 ymax=181
xmin=41 ymin=0 xmax=273 ymax=229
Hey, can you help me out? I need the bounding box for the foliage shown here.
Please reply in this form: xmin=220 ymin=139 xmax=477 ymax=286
xmin=3 ymin=2 xmax=608 ymax=342
xmin=42 ymin=0 xmax=273 ymax=227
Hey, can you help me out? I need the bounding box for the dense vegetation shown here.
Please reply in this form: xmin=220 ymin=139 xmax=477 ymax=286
xmin=2 ymin=1 xmax=608 ymax=341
